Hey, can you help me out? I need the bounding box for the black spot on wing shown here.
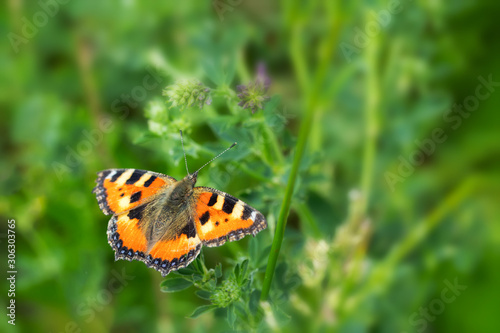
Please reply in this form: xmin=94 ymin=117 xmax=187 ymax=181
xmin=128 ymin=205 xmax=145 ymax=221
xmin=207 ymin=193 xmax=218 ymax=206
xmin=119 ymin=246 xmax=128 ymax=255
xmin=144 ymin=175 xmax=157 ymax=187
xmin=130 ymin=191 xmax=142 ymax=203
xmin=222 ymin=197 xmax=236 ymax=214
xmin=241 ymin=205 xmax=253 ymax=220
xmin=180 ymin=220 xmax=197 ymax=239
xmin=170 ymin=258 xmax=178 ymax=268
xmin=199 ymin=211 xmax=210 ymax=225
xmin=111 ymin=170 xmax=124 ymax=182
xmin=126 ymin=170 xmax=146 ymax=185
xmin=160 ymin=260 xmax=169 ymax=269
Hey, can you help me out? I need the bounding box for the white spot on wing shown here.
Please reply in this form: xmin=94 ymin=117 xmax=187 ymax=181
xmin=115 ymin=169 xmax=134 ymax=186
xmin=134 ymin=173 xmax=151 ymax=187
xmin=250 ymin=211 xmax=257 ymax=222
xmin=213 ymin=195 xmax=224 ymax=211
xmin=106 ymin=170 xmax=116 ymax=179
xmin=200 ymin=219 xmax=215 ymax=234
xmin=231 ymin=201 xmax=244 ymax=220
xmin=118 ymin=196 xmax=131 ymax=210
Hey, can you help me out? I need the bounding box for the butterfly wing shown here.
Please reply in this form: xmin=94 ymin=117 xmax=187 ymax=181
xmin=94 ymin=170 xmax=265 ymax=276
xmin=92 ymin=169 xmax=176 ymax=215
xmin=193 ymin=187 xmax=267 ymax=247
xmin=107 ymin=208 xmax=202 ymax=277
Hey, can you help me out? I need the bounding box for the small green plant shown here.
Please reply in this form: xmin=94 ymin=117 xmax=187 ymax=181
xmin=162 ymin=79 xmax=212 ymax=111
xmin=161 ymin=255 xmax=264 ymax=330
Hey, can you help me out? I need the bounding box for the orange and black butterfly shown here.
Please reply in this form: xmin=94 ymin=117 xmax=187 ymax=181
xmin=92 ymin=138 xmax=267 ymax=276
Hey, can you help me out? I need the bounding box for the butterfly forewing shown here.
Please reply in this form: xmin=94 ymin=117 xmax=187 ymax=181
xmin=193 ymin=187 xmax=267 ymax=247
xmin=93 ymin=169 xmax=176 ymax=215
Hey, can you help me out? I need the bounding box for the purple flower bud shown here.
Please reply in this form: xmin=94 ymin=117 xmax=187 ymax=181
xmin=236 ymin=62 xmax=271 ymax=113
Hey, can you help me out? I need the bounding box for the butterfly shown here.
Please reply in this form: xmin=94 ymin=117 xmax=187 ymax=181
xmin=92 ymin=138 xmax=267 ymax=277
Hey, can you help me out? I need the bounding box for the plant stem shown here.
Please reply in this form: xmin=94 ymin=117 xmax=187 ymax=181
xmin=260 ymin=4 xmax=339 ymax=300
xmin=260 ymin=100 xmax=314 ymax=300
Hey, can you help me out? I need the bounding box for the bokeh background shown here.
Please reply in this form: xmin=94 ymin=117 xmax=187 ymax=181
xmin=2 ymin=0 xmax=500 ymax=332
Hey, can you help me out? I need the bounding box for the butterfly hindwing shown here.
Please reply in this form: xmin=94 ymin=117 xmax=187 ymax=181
xmin=108 ymin=208 xmax=202 ymax=277
xmin=193 ymin=187 xmax=267 ymax=247
xmin=93 ymin=169 xmax=176 ymax=215
xmin=147 ymin=217 xmax=202 ymax=276
xmin=108 ymin=212 xmax=148 ymax=260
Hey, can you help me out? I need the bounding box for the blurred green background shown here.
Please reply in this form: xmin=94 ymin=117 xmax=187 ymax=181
xmin=1 ymin=0 xmax=500 ymax=332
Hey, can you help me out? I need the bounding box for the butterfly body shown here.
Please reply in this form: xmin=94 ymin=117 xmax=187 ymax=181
xmin=93 ymin=168 xmax=266 ymax=276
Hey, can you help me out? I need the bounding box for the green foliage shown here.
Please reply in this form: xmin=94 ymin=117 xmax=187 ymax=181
xmin=160 ymin=254 xmax=265 ymax=330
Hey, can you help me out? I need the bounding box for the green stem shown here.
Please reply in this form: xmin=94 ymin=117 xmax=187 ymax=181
xmin=260 ymin=99 xmax=315 ymax=300
xmin=260 ymin=4 xmax=339 ymax=300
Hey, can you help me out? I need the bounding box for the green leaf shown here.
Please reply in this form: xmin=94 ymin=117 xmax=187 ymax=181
xmin=239 ymin=259 xmax=249 ymax=283
xmin=207 ymin=278 xmax=217 ymax=290
xmin=174 ymin=267 xmax=198 ymax=276
xmin=263 ymin=95 xmax=282 ymax=115
xmin=234 ymin=263 xmax=240 ymax=280
xmin=234 ymin=301 xmax=246 ymax=318
xmin=227 ymin=304 xmax=236 ymax=328
xmin=215 ymin=263 xmax=223 ymax=279
xmin=160 ymin=278 xmax=193 ymax=293
xmin=195 ymin=290 xmax=212 ymax=300
xmin=201 ymin=54 xmax=237 ymax=86
xmin=188 ymin=305 xmax=218 ymax=319
xmin=202 ymin=59 xmax=223 ymax=86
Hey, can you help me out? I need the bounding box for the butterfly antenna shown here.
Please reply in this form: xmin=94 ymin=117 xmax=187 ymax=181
xmin=180 ymin=130 xmax=190 ymax=175
xmin=194 ymin=142 xmax=237 ymax=174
